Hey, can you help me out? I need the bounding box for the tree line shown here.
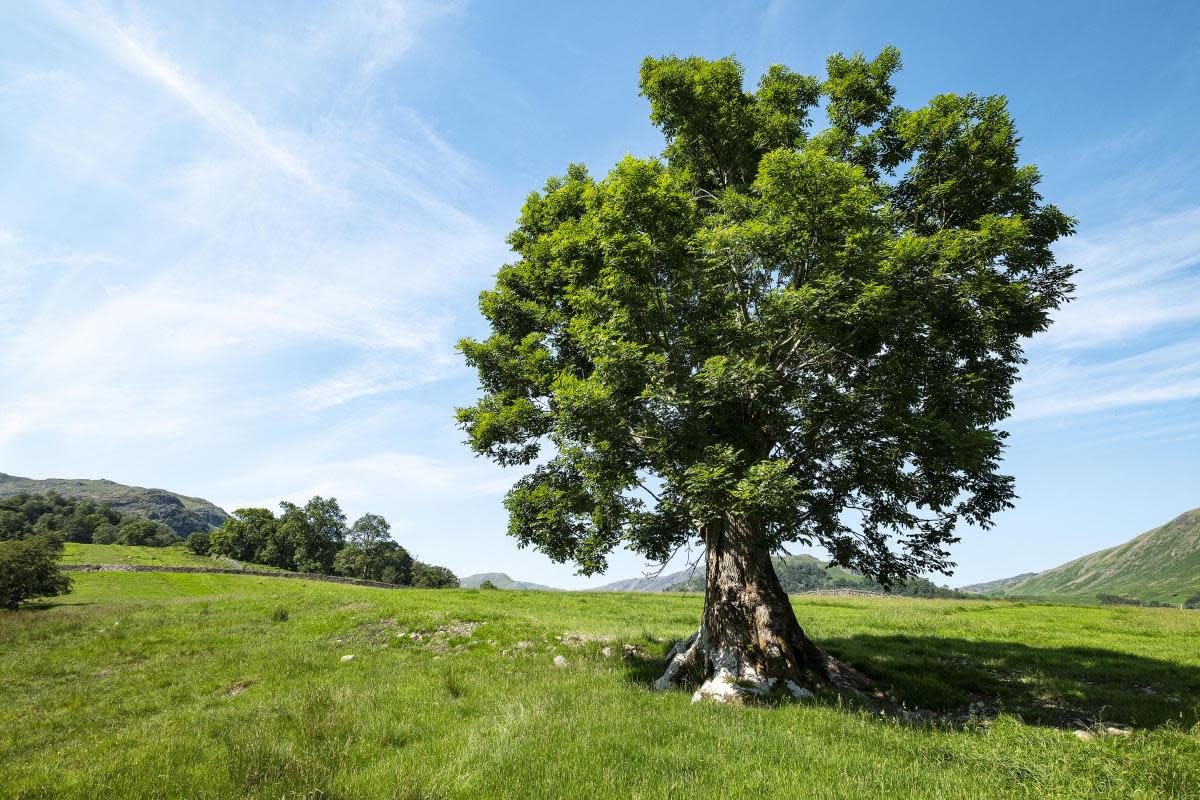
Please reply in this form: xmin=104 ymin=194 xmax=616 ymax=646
xmin=0 ymin=493 xmax=82 ymax=608
xmin=0 ymin=492 xmax=178 ymax=547
xmin=189 ymin=496 xmax=458 ymax=588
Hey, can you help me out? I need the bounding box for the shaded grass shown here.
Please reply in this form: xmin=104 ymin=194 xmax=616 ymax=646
xmin=1 ymin=574 xmax=1198 ymax=799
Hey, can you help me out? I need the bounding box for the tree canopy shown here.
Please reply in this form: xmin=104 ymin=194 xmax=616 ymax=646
xmin=207 ymin=496 xmax=455 ymax=587
xmin=0 ymin=492 xmax=177 ymax=547
xmin=458 ymin=48 xmax=1075 ymax=589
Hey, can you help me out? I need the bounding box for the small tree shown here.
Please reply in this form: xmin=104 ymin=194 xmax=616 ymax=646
xmin=185 ymin=531 xmax=211 ymax=555
xmin=411 ymin=562 xmax=459 ymax=589
xmin=0 ymin=534 xmax=72 ymax=610
xmin=458 ymin=50 xmax=1075 ymax=701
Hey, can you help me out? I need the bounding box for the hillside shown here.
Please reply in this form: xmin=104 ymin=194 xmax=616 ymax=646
xmin=958 ymin=573 xmax=1038 ymax=594
xmin=591 ymin=562 xmax=703 ymax=592
xmin=460 ymin=572 xmax=558 ymax=591
xmin=992 ymin=508 xmax=1200 ymax=604
xmin=0 ymin=473 xmax=228 ymax=537
xmin=596 ymin=554 xmax=964 ymax=598
xmin=2 ymin=570 xmax=1198 ymax=798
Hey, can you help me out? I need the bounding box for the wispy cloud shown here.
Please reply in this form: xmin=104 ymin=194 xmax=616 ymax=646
xmin=0 ymin=1 xmax=498 ymax=473
xmin=40 ymin=0 xmax=319 ymax=188
xmin=1012 ymin=206 xmax=1200 ymax=423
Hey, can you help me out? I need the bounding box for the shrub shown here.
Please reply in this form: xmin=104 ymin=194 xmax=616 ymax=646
xmin=271 ymin=606 xmax=289 ymax=622
xmin=411 ymin=562 xmax=459 ymax=589
xmin=478 ymin=579 xmax=498 ymax=590
xmin=116 ymin=518 xmax=178 ymax=547
xmin=185 ymin=531 xmax=211 ymax=555
xmin=0 ymin=534 xmax=72 ymax=610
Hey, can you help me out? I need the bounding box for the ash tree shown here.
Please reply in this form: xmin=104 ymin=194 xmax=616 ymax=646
xmin=458 ymin=49 xmax=1075 ymax=702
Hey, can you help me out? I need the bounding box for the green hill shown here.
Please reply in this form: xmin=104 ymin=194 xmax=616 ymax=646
xmin=0 ymin=473 xmax=228 ymax=537
xmin=460 ymin=572 xmax=558 ymax=591
xmin=993 ymin=508 xmax=1200 ymax=605
xmin=635 ymin=554 xmax=965 ymax=598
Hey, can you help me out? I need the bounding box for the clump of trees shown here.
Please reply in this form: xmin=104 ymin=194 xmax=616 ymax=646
xmin=0 ymin=534 xmax=72 ymax=610
xmin=0 ymin=494 xmax=77 ymax=609
xmin=203 ymin=496 xmax=458 ymax=587
xmin=0 ymin=492 xmax=177 ymax=547
xmin=1097 ymin=593 xmax=1173 ymax=608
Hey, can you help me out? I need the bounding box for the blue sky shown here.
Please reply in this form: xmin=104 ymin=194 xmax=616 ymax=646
xmin=1 ymin=0 xmax=1197 ymax=588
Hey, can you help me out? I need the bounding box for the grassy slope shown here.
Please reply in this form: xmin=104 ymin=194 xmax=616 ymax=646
xmin=60 ymin=543 xmax=288 ymax=573
xmin=998 ymin=509 xmax=1200 ymax=604
xmin=60 ymin=543 xmax=219 ymax=568
xmin=2 ymin=575 xmax=1198 ymax=799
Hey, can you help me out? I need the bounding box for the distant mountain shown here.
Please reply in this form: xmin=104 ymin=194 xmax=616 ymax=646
xmin=595 ymin=554 xmax=964 ymax=598
xmin=590 ymin=562 xmax=704 ymax=593
xmin=957 ymin=573 xmax=1038 ymax=594
xmin=0 ymin=473 xmax=228 ymax=537
xmin=460 ymin=572 xmax=558 ymax=591
xmin=980 ymin=508 xmax=1200 ymax=604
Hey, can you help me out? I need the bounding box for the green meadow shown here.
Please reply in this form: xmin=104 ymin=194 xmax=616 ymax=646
xmin=2 ymin=572 xmax=1199 ymax=800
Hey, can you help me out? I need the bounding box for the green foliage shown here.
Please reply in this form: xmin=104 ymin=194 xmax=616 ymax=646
xmin=458 ymin=50 xmax=1075 ymax=587
xmin=478 ymin=579 xmax=498 ymax=590
xmin=0 ymin=473 xmax=227 ymax=537
xmin=185 ymin=530 xmax=211 ymax=555
xmin=207 ymin=499 xmax=454 ymax=587
xmin=0 ymin=492 xmax=176 ymax=547
xmin=0 ymin=533 xmax=72 ymax=609
xmin=332 ymin=513 xmax=414 ymax=585
xmin=114 ymin=518 xmax=178 ymax=547
xmin=411 ymin=562 xmax=459 ymax=589
xmin=3 ymin=573 xmax=1199 ymax=798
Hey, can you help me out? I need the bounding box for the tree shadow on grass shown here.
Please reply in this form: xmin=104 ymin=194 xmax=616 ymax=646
xmin=821 ymin=634 xmax=1200 ymax=730
xmin=621 ymin=634 xmax=1200 ymax=730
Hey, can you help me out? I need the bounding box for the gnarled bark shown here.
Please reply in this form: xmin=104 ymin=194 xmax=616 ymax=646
xmin=656 ymin=515 xmax=871 ymax=704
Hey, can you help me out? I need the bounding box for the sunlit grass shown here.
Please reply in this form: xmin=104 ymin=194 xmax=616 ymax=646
xmin=1 ymin=573 xmax=1198 ymax=799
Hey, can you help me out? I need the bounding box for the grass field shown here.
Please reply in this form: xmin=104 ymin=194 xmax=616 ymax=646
xmin=59 ymin=543 xmax=220 ymax=568
xmin=60 ymin=543 xmax=287 ymax=572
xmin=2 ymin=573 xmax=1199 ymax=799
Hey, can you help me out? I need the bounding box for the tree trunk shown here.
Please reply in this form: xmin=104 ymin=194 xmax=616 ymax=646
xmin=655 ymin=515 xmax=870 ymax=703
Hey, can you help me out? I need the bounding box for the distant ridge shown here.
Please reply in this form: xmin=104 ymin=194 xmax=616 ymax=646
xmin=957 ymin=573 xmax=1038 ymax=594
xmin=0 ymin=472 xmax=228 ymax=537
xmin=590 ymin=562 xmax=703 ymax=593
xmin=974 ymin=507 xmax=1200 ymax=604
xmin=460 ymin=572 xmax=558 ymax=591
xmin=594 ymin=554 xmax=964 ymax=598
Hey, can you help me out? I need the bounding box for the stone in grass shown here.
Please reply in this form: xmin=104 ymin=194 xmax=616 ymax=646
xmin=553 ymin=655 xmax=568 ymax=668
xmin=340 ymin=654 xmax=356 ymax=662
xmin=1074 ymin=730 xmax=1095 ymax=741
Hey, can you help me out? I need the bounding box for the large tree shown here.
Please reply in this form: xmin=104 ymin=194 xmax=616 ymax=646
xmin=458 ymin=49 xmax=1074 ymax=702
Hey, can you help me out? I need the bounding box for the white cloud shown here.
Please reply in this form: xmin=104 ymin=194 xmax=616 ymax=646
xmin=0 ymin=1 xmax=500 ymax=462
xmin=1012 ymin=206 xmax=1200 ymax=422
xmin=40 ymin=0 xmax=319 ymax=188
